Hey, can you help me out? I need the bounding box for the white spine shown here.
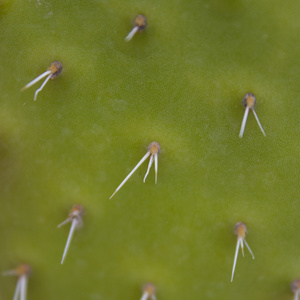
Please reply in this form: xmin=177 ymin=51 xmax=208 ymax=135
xmin=252 ymin=109 xmax=266 ymax=136
xmin=21 ymin=70 xmax=52 ymax=91
xmin=239 ymin=107 xmax=249 ymax=138
xmin=154 ymin=154 xmax=158 ymax=184
xmin=61 ymin=218 xmax=78 ymax=264
xmin=231 ymin=237 xmax=241 ymax=282
xmin=240 ymin=238 xmax=245 ymax=257
xmin=20 ymin=275 xmax=27 ymax=300
xmin=58 ymin=218 xmax=71 ymax=228
xmin=13 ymin=277 xmax=22 ymax=300
xmin=109 ymin=151 xmax=150 ymax=199
xmin=34 ymin=74 xmax=52 ymax=101
xmin=244 ymin=239 xmax=255 ymax=259
xmin=143 ymin=154 xmax=154 ymax=183
xmin=2 ymin=269 xmax=17 ymax=276
xmin=140 ymin=292 xmax=149 ymax=300
xmin=125 ymin=26 xmax=139 ymax=42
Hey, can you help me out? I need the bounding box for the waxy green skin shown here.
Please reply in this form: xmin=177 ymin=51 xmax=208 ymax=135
xmin=0 ymin=0 xmax=300 ymax=300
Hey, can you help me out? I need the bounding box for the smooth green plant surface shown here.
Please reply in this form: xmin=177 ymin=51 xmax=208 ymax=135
xmin=0 ymin=0 xmax=300 ymax=299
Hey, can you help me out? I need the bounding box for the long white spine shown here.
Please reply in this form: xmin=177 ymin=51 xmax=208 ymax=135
xmin=231 ymin=237 xmax=241 ymax=282
xmin=109 ymin=151 xmax=150 ymax=199
xmin=13 ymin=277 xmax=22 ymax=300
xmin=20 ymin=275 xmax=27 ymax=300
xmin=21 ymin=70 xmax=52 ymax=91
xmin=252 ymin=109 xmax=266 ymax=136
xmin=61 ymin=218 xmax=78 ymax=264
xmin=140 ymin=292 xmax=149 ymax=300
xmin=125 ymin=26 xmax=139 ymax=42
xmin=239 ymin=107 xmax=249 ymax=138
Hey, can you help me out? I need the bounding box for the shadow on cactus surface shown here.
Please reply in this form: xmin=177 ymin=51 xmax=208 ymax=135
xmin=0 ymin=0 xmax=300 ymax=299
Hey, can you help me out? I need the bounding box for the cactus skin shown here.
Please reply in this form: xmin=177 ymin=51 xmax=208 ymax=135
xmin=0 ymin=1 xmax=300 ymax=300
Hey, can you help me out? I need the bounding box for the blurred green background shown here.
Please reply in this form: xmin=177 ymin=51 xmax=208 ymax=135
xmin=0 ymin=0 xmax=300 ymax=299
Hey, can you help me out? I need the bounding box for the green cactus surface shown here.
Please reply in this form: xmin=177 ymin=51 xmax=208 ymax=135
xmin=0 ymin=0 xmax=300 ymax=299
